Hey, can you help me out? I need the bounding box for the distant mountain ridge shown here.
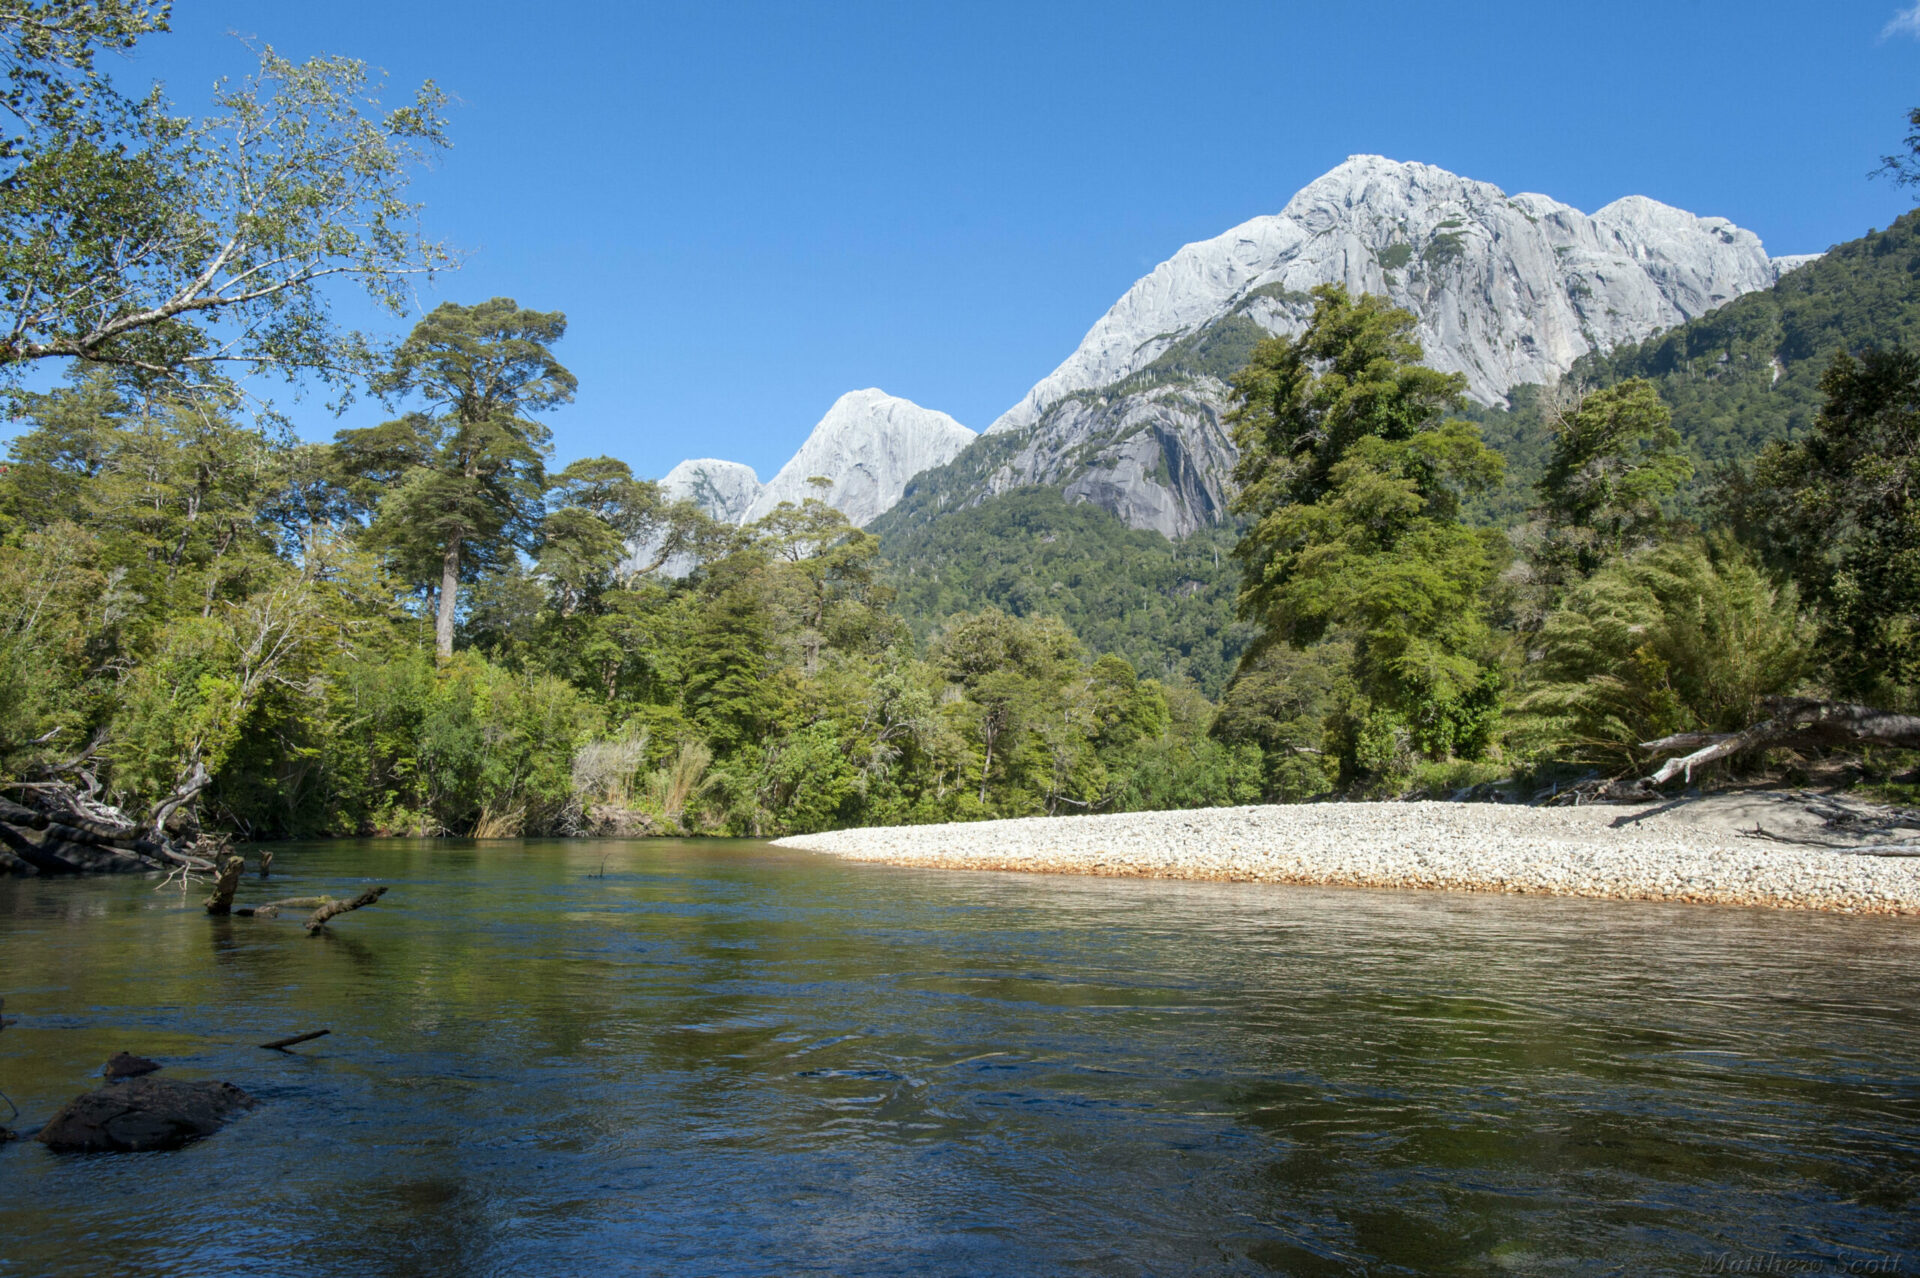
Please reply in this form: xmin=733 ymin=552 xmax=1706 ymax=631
xmin=899 ymin=155 xmax=1814 ymax=537
xmin=992 ymin=155 xmax=1812 ymax=433
xmin=655 ymin=390 xmax=973 ymax=531
xmin=655 ymin=155 xmax=1815 ymax=541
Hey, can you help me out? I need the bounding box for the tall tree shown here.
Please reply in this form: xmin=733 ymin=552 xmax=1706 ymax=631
xmin=1529 ymin=377 xmax=1692 ymax=588
xmin=338 ymin=298 xmax=574 ymax=658
xmin=1227 ymin=285 xmax=1505 ymax=770
xmin=0 ymin=7 xmax=451 ymax=391
xmin=1748 ymin=347 xmax=1920 ymax=704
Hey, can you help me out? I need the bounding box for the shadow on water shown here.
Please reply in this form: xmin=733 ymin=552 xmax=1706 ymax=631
xmin=1 ymin=837 xmax=1918 ymax=1277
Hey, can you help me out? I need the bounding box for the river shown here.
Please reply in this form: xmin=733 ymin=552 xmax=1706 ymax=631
xmin=1 ymin=838 xmax=1916 ymax=1276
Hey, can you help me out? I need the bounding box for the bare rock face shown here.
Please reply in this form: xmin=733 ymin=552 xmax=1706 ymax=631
xmin=660 ymin=458 xmax=763 ymax=523
xmin=743 ymin=389 xmax=976 ymax=527
xmin=964 ymin=155 xmax=1814 ymax=536
xmin=965 ymin=385 xmax=1237 ymax=537
xmin=638 ymin=393 xmax=974 ymax=575
xmin=36 ymin=1077 xmax=256 ymax=1153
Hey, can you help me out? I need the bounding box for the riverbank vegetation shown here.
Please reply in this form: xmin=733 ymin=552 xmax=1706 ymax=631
xmin=1 ymin=8 xmax=1915 ymax=840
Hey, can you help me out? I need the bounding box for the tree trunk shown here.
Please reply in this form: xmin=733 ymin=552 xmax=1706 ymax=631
xmin=234 ymin=896 xmax=332 ymax=918
xmin=203 ymin=855 xmax=245 ymax=915
xmin=147 ymin=760 xmax=211 ymax=845
xmin=305 ymin=885 xmax=388 ymax=934
xmin=435 ymin=535 xmax=461 ymax=660
xmin=1641 ymin=698 xmax=1920 ymax=785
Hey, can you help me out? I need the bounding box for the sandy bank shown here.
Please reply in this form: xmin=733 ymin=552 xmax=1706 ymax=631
xmin=773 ymin=796 xmax=1920 ymax=915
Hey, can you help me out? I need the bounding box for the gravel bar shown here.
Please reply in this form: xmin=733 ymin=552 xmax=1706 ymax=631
xmin=773 ymin=802 xmax=1920 ymax=915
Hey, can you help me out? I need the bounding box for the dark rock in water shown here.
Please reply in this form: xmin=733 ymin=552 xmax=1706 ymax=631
xmin=36 ymin=1077 xmax=256 ymax=1152
xmin=103 ymin=1052 xmax=161 ymax=1080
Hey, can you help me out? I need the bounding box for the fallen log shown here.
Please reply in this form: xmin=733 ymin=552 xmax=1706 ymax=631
xmin=202 ymin=855 xmax=246 ymax=915
xmin=49 ymin=815 xmax=141 ymax=847
xmin=259 ymin=1029 xmax=330 ymax=1051
xmin=233 ymin=896 xmax=331 ymax=918
xmin=0 ymin=822 xmax=147 ymax=874
xmin=0 ymin=797 xmax=49 ymax=830
xmin=0 ymin=780 xmax=224 ymax=875
xmin=305 ymin=886 xmax=387 ymax=935
xmin=1641 ymin=698 xmax=1920 ymax=786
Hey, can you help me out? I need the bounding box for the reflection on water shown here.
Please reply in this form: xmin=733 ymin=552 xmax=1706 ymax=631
xmin=1 ymin=838 xmax=1917 ymax=1276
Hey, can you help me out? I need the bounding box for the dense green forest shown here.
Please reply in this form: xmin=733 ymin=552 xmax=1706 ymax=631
xmin=1471 ymin=208 xmax=1920 ymax=522
xmin=0 ymin=337 xmax=1271 ymax=838
xmin=1 ymin=7 xmax=1915 ymax=843
xmin=876 ymin=489 xmax=1252 ymax=696
xmin=887 ymin=207 xmax=1920 ymax=753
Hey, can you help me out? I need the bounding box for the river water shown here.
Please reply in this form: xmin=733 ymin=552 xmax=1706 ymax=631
xmin=0 ymin=838 xmax=1916 ymax=1276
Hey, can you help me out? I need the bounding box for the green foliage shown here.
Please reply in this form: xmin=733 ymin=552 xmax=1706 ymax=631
xmin=1742 ymin=347 xmax=1920 ymax=705
xmin=876 ymin=487 xmax=1250 ymax=696
xmin=1377 ymin=243 xmax=1413 ymax=271
xmin=1515 ymin=539 xmax=1812 ymax=769
xmin=0 ymin=26 xmax=452 ymax=388
xmin=338 ymin=298 xmax=574 ymax=657
xmin=1423 ymin=232 xmax=1466 ymax=268
xmin=1208 ymin=642 xmax=1344 ymax=801
xmin=1532 ymin=378 xmax=1692 ymax=581
xmin=1228 ymin=285 xmax=1506 ymax=772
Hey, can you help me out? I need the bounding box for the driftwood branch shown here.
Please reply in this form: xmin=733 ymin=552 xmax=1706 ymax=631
xmin=147 ymin=760 xmax=212 ymax=842
xmin=304 ymin=885 xmax=387 ymax=935
xmin=1641 ymin=698 xmax=1920 ymax=785
xmin=259 ymin=1029 xmax=330 ymax=1051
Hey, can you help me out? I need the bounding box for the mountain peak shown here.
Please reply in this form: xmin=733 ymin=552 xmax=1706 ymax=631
xmin=986 ymin=156 xmax=1793 ymax=438
xmin=661 ymin=458 xmax=762 ymax=523
xmin=745 ymin=390 xmax=975 ymax=527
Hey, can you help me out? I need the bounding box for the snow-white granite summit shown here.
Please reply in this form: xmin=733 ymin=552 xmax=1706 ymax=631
xmin=990 ymin=155 xmax=1812 ymax=433
xmin=741 ymin=389 xmax=975 ymax=528
xmin=660 ymin=458 xmax=762 ymax=523
xmin=650 ymin=157 xmax=1818 ymax=542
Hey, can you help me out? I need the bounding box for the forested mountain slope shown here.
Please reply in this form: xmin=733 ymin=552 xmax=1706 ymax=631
xmin=874 ymin=489 xmax=1250 ymax=696
xmin=1473 ymin=210 xmax=1920 ymax=521
xmin=882 ymin=213 xmax=1916 ymax=685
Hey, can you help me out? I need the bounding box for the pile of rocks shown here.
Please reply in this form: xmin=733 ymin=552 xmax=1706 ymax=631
xmin=775 ymin=800 xmax=1920 ymax=915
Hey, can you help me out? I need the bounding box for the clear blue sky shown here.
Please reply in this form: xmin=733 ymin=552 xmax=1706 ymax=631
xmin=104 ymin=1 xmax=1920 ymax=479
